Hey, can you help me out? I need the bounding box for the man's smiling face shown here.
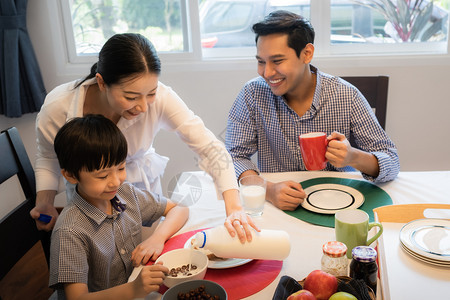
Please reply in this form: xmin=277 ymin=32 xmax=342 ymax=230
xmin=256 ymin=33 xmax=312 ymax=99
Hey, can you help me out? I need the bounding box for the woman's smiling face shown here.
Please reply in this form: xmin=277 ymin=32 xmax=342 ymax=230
xmin=101 ymin=72 xmax=159 ymax=120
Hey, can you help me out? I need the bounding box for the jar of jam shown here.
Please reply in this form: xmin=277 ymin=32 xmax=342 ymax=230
xmin=350 ymin=246 xmax=378 ymax=294
xmin=321 ymin=241 xmax=348 ymax=276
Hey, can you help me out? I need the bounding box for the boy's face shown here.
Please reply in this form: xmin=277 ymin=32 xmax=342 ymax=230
xmin=63 ymin=162 xmax=127 ymax=206
xmin=256 ymin=33 xmax=313 ymax=100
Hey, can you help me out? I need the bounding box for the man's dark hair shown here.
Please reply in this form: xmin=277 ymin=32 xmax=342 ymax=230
xmin=252 ymin=10 xmax=315 ymax=57
xmin=54 ymin=114 xmax=128 ymax=179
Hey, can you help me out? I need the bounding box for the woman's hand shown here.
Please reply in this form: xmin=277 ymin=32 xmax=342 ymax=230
xmin=224 ymin=210 xmax=260 ymax=243
xmin=222 ymin=188 xmax=260 ymax=243
xmin=30 ymin=190 xmax=59 ymax=231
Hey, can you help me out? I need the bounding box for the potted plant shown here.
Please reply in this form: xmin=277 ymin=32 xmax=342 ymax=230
xmin=350 ymin=0 xmax=448 ymax=42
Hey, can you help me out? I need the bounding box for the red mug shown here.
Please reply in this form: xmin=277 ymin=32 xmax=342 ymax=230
xmin=299 ymin=132 xmax=328 ymax=170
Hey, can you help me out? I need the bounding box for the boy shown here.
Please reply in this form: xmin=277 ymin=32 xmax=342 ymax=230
xmin=49 ymin=114 xmax=189 ymax=299
xmin=226 ymin=11 xmax=400 ymax=210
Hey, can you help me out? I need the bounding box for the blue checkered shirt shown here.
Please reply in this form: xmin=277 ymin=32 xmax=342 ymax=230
xmin=226 ymin=66 xmax=400 ymax=183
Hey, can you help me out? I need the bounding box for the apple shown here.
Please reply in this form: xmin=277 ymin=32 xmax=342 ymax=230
xmin=287 ymin=289 xmax=317 ymax=300
xmin=329 ymin=292 xmax=357 ymax=300
xmin=303 ymin=270 xmax=338 ymax=300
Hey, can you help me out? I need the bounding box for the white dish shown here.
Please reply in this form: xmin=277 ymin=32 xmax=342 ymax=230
xmin=399 ymin=218 xmax=450 ymax=263
xmin=301 ymin=183 xmax=364 ymax=214
xmin=184 ymin=235 xmax=252 ymax=269
xmin=400 ymin=242 xmax=450 ymax=267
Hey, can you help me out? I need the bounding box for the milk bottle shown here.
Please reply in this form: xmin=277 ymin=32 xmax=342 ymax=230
xmin=191 ymin=225 xmax=291 ymax=260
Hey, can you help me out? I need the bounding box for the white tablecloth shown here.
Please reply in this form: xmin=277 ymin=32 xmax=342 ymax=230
xmin=134 ymin=170 xmax=450 ymax=300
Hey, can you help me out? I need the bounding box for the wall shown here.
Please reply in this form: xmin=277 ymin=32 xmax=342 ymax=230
xmin=153 ymin=62 xmax=450 ymax=190
xmin=1 ymin=1 xmax=450 ymax=214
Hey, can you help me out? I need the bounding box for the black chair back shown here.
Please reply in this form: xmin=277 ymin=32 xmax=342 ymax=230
xmin=341 ymin=75 xmax=389 ymax=129
xmin=0 ymin=127 xmax=53 ymax=299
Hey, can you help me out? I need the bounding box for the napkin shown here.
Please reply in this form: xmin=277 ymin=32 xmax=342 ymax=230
xmin=272 ymin=275 xmax=303 ymax=300
xmin=337 ymin=279 xmax=372 ymax=300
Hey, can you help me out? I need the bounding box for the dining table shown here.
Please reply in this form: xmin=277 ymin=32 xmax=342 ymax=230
xmin=131 ymin=170 xmax=450 ymax=300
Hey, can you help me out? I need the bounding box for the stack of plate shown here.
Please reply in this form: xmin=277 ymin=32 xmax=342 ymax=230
xmin=399 ymin=218 xmax=450 ymax=267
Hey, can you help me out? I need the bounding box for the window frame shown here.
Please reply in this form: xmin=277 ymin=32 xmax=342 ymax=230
xmin=59 ymin=0 xmax=202 ymax=64
xmin=58 ymin=0 xmax=450 ymax=67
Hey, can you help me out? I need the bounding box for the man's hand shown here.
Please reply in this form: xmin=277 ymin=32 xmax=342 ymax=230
xmin=266 ymin=181 xmax=305 ymax=211
xmin=326 ymin=131 xmax=354 ymax=168
xmin=326 ymin=131 xmax=380 ymax=177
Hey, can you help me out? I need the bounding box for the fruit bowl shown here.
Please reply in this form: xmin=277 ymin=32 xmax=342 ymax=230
xmin=298 ymin=276 xmax=375 ymax=300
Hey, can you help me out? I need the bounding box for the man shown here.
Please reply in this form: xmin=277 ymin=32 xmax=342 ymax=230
xmin=226 ymin=10 xmax=399 ymax=211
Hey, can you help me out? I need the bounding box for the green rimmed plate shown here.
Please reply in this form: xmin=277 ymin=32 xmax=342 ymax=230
xmin=283 ymin=177 xmax=392 ymax=228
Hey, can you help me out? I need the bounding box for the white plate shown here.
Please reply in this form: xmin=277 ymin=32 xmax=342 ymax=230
xmin=301 ymin=183 xmax=365 ymax=214
xmin=400 ymin=218 xmax=450 ymax=263
xmin=184 ymin=235 xmax=252 ymax=269
xmin=400 ymin=242 xmax=450 ymax=267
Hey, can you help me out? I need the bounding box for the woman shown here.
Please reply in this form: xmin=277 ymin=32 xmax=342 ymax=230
xmin=30 ymin=33 xmax=256 ymax=241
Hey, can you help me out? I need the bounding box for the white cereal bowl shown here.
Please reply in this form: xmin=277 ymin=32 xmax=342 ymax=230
xmin=155 ymin=248 xmax=209 ymax=288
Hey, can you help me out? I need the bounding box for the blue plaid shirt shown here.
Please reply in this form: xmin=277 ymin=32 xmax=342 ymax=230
xmin=226 ymin=66 xmax=399 ymax=183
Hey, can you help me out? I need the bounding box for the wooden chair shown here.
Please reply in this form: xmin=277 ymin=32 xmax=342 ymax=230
xmin=0 ymin=127 xmax=54 ymax=300
xmin=341 ymin=75 xmax=389 ymax=129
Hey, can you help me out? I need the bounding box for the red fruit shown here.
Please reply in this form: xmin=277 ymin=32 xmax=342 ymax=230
xmin=303 ymin=270 xmax=338 ymax=300
xmin=287 ymin=289 xmax=317 ymax=300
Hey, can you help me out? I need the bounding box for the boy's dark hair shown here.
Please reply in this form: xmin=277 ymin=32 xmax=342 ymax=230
xmin=54 ymin=114 xmax=128 ymax=179
xmin=75 ymin=33 xmax=161 ymax=88
xmin=252 ymin=10 xmax=315 ymax=57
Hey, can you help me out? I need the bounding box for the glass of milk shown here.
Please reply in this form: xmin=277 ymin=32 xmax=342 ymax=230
xmin=239 ymin=175 xmax=267 ymax=217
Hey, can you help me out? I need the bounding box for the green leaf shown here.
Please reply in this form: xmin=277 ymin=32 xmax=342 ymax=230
xmin=410 ymin=2 xmax=433 ymax=41
xmin=397 ymin=0 xmax=411 ymax=37
xmin=421 ymin=17 xmax=443 ymax=41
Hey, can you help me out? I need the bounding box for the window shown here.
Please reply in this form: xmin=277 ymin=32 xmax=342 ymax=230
xmin=201 ymin=3 xmax=253 ymax=33
xmin=199 ymin=0 xmax=311 ymax=49
xmin=61 ymin=0 xmax=191 ymax=63
xmin=199 ymin=0 xmax=449 ymax=56
xmin=329 ymin=0 xmax=449 ymax=45
xmin=61 ymin=0 xmax=450 ymax=63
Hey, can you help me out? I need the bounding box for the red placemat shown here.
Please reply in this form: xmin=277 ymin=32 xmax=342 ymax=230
xmin=149 ymin=229 xmax=283 ymax=300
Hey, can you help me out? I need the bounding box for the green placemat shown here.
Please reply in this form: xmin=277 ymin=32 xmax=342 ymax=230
xmin=283 ymin=177 xmax=392 ymax=228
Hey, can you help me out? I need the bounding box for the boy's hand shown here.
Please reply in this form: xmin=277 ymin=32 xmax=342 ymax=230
xmin=131 ymin=236 xmax=165 ymax=267
xmin=132 ymin=262 xmax=168 ymax=297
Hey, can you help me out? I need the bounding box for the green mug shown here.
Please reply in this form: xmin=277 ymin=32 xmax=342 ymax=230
xmin=335 ymin=209 xmax=383 ymax=258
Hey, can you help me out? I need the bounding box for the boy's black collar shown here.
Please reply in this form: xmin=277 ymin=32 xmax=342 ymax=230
xmin=111 ymin=196 xmax=127 ymax=212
